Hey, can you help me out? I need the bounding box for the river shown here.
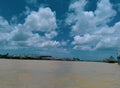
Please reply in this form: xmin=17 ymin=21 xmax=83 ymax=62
xmin=0 ymin=59 xmax=120 ymax=88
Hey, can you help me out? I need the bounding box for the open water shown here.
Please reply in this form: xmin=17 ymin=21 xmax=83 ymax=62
xmin=0 ymin=59 xmax=120 ymax=88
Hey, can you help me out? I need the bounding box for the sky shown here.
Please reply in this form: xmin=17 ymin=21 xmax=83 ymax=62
xmin=0 ymin=0 xmax=120 ymax=60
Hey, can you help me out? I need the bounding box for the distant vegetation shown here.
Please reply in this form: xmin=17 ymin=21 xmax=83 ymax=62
xmin=0 ymin=53 xmax=80 ymax=61
xmin=0 ymin=53 xmax=120 ymax=64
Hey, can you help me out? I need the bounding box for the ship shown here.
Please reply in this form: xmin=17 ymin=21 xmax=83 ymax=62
xmin=117 ymin=53 xmax=120 ymax=65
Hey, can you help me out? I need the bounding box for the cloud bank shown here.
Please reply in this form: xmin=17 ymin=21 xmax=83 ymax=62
xmin=66 ymin=0 xmax=120 ymax=51
xmin=0 ymin=7 xmax=61 ymax=50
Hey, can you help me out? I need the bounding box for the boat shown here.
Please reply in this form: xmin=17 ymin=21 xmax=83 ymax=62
xmin=117 ymin=53 xmax=120 ymax=65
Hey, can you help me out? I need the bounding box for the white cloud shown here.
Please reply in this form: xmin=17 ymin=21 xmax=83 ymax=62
xmin=0 ymin=17 xmax=14 ymax=45
xmin=0 ymin=17 xmax=13 ymax=33
xmin=73 ymin=45 xmax=92 ymax=51
xmin=45 ymin=31 xmax=57 ymax=39
xmin=10 ymin=29 xmax=30 ymax=42
xmin=24 ymin=7 xmax=57 ymax=32
xmin=61 ymin=41 xmax=67 ymax=46
xmin=72 ymin=34 xmax=97 ymax=45
xmin=94 ymin=22 xmax=120 ymax=50
xmin=95 ymin=37 xmax=118 ymax=50
xmin=67 ymin=0 xmax=120 ymax=50
xmin=38 ymin=41 xmax=60 ymax=47
xmin=66 ymin=0 xmax=95 ymax=35
xmin=0 ymin=7 xmax=63 ymax=50
xmin=94 ymin=0 xmax=116 ymax=24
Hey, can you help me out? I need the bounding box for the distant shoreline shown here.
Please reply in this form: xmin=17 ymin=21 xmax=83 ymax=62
xmin=0 ymin=53 xmax=118 ymax=63
xmin=0 ymin=58 xmax=118 ymax=64
xmin=0 ymin=57 xmax=80 ymax=61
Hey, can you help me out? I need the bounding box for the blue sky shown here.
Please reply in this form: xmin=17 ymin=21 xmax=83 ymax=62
xmin=0 ymin=0 xmax=120 ymax=60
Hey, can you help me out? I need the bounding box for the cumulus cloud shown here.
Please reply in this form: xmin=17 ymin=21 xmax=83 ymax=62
xmin=0 ymin=17 xmax=13 ymax=33
xmin=0 ymin=17 xmax=14 ymax=46
xmin=24 ymin=7 xmax=57 ymax=32
xmin=95 ymin=0 xmax=116 ymax=24
xmin=66 ymin=0 xmax=120 ymax=50
xmin=0 ymin=7 xmax=62 ymax=50
xmin=45 ymin=31 xmax=58 ymax=39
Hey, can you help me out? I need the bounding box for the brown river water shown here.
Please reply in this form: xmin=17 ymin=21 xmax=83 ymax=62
xmin=0 ymin=59 xmax=120 ymax=88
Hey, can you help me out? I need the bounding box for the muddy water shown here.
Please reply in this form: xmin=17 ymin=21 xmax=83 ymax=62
xmin=0 ymin=59 xmax=120 ymax=88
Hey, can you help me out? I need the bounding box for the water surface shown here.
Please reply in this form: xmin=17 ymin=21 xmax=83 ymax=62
xmin=0 ymin=59 xmax=120 ymax=88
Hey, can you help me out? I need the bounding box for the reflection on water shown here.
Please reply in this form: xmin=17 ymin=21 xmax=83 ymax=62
xmin=0 ymin=59 xmax=120 ymax=88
